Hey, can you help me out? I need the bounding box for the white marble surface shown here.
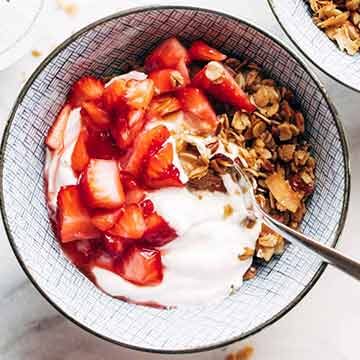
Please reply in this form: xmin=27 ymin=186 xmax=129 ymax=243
xmin=0 ymin=0 xmax=360 ymax=359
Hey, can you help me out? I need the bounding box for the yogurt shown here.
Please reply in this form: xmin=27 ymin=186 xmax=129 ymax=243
xmin=94 ymin=178 xmax=261 ymax=306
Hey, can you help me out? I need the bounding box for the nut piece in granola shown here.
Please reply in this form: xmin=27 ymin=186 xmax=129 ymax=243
xmin=265 ymin=171 xmax=303 ymax=213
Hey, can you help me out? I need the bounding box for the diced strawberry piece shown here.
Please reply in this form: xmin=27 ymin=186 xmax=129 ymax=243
xmin=120 ymin=171 xmax=139 ymax=191
xmin=57 ymin=185 xmax=100 ymax=243
xmin=86 ymin=130 xmax=121 ymax=160
xmin=149 ymin=69 xmax=185 ymax=95
xmin=91 ymin=208 xmax=123 ymax=231
xmin=80 ymin=159 xmax=125 ymax=209
xmin=68 ymin=76 xmax=104 ymax=107
xmin=146 ymin=95 xmax=181 ymax=119
xmin=103 ymin=235 xmax=127 ymax=255
xmin=176 ymin=59 xmax=191 ymax=85
xmin=116 ymin=246 xmax=163 ymax=286
xmin=107 ymin=204 xmax=146 ymax=239
xmin=103 ymin=78 xmax=154 ymax=112
xmin=146 ymin=143 xmax=173 ymax=178
xmin=145 ymin=143 xmax=183 ymax=188
xmin=188 ymin=40 xmax=227 ymax=62
xmin=125 ymin=79 xmax=154 ymax=109
xmin=177 ymin=87 xmax=218 ymax=134
xmin=93 ymin=249 xmax=115 ymax=270
xmin=143 ymin=213 xmax=177 ymax=246
xmin=145 ymin=37 xmax=190 ymax=84
xmin=111 ymin=109 xmax=145 ymax=149
xmin=125 ymin=125 xmax=170 ymax=176
xmin=192 ymin=61 xmax=256 ymax=113
xmin=145 ymin=37 xmax=189 ymax=71
xmin=45 ymin=104 xmax=71 ymax=150
xmin=71 ymin=128 xmax=90 ymax=173
xmin=139 ymin=199 xmax=154 ymax=216
xmin=62 ymin=239 xmax=94 ymax=266
xmin=125 ymin=188 xmax=145 ymax=205
xmin=81 ymin=101 xmax=111 ymax=130
xmin=103 ymin=79 xmax=127 ymax=111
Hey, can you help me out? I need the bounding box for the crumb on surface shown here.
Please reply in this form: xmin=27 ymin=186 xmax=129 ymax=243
xmin=57 ymin=0 xmax=79 ymax=16
xmin=223 ymin=204 xmax=234 ymax=219
xmin=225 ymin=345 xmax=254 ymax=360
xmin=31 ymin=50 xmax=42 ymax=58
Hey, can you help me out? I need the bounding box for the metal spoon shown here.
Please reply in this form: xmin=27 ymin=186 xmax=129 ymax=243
xmin=233 ymin=163 xmax=360 ymax=281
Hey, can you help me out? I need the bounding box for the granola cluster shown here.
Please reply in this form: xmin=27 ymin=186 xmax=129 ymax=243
xmin=309 ymin=0 xmax=360 ymax=55
xmin=178 ymin=58 xmax=316 ymax=267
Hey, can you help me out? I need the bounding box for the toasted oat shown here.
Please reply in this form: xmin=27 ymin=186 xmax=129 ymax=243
xmin=238 ymin=247 xmax=255 ymax=260
xmin=266 ymin=172 xmax=303 ymax=212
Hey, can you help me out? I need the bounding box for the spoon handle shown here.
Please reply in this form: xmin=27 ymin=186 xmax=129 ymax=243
xmin=260 ymin=210 xmax=360 ymax=281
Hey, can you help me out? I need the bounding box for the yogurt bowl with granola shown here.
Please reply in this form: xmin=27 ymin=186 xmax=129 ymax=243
xmin=1 ymin=6 xmax=349 ymax=353
xmin=45 ymin=37 xmax=317 ymax=308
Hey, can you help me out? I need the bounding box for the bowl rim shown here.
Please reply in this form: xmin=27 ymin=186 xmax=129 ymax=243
xmin=0 ymin=5 xmax=351 ymax=354
xmin=267 ymin=0 xmax=360 ymax=93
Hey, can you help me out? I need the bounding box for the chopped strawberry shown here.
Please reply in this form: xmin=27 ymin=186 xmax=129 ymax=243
xmin=146 ymin=95 xmax=181 ymax=119
xmin=143 ymin=213 xmax=177 ymax=246
xmin=107 ymin=204 xmax=146 ymax=239
xmin=57 ymin=185 xmax=100 ymax=243
xmin=45 ymin=104 xmax=71 ymax=150
xmin=62 ymin=239 xmax=94 ymax=266
xmin=149 ymin=69 xmax=185 ymax=95
xmin=176 ymin=59 xmax=191 ymax=84
xmin=80 ymin=159 xmax=125 ymax=209
xmin=177 ymin=87 xmax=218 ymax=134
xmin=103 ymin=235 xmax=127 ymax=255
xmin=86 ymin=130 xmax=121 ymax=160
xmin=146 ymin=143 xmax=173 ymax=178
xmin=68 ymin=76 xmax=104 ymax=107
xmin=192 ymin=61 xmax=256 ymax=113
xmin=139 ymin=199 xmax=154 ymax=216
xmin=120 ymin=171 xmax=139 ymax=191
xmin=91 ymin=208 xmax=123 ymax=231
xmin=125 ymin=188 xmax=145 ymax=205
xmin=91 ymin=249 xmax=115 ymax=271
xmin=71 ymin=128 xmax=90 ymax=173
xmin=103 ymin=78 xmax=154 ymax=112
xmin=103 ymin=79 xmax=127 ymax=111
xmin=81 ymin=101 xmax=111 ymax=130
xmin=116 ymin=246 xmax=163 ymax=286
xmin=125 ymin=79 xmax=154 ymax=109
xmin=188 ymin=40 xmax=227 ymax=62
xmin=145 ymin=143 xmax=182 ymax=188
xmin=145 ymin=37 xmax=190 ymax=84
xmin=125 ymin=125 xmax=170 ymax=176
xmin=111 ymin=109 xmax=145 ymax=149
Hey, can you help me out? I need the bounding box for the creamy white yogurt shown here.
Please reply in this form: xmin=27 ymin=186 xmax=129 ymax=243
xmin=94 ymin=181 xmax=261 ymax=306
xmin=46 ymin=108 xmax=81 ymax=214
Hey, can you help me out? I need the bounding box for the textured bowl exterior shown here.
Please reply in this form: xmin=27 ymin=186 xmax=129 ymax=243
xmin=268 ymin=0 xmax=360 ymax=91
xmin=0 ymin=6 xmax=350 ymax=353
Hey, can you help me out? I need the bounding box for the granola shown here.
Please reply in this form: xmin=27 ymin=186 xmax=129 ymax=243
xmin=308 ymin=0 xmax=360 ymax=55
xmin=180 ymin=58 xmax=316 ymax=266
